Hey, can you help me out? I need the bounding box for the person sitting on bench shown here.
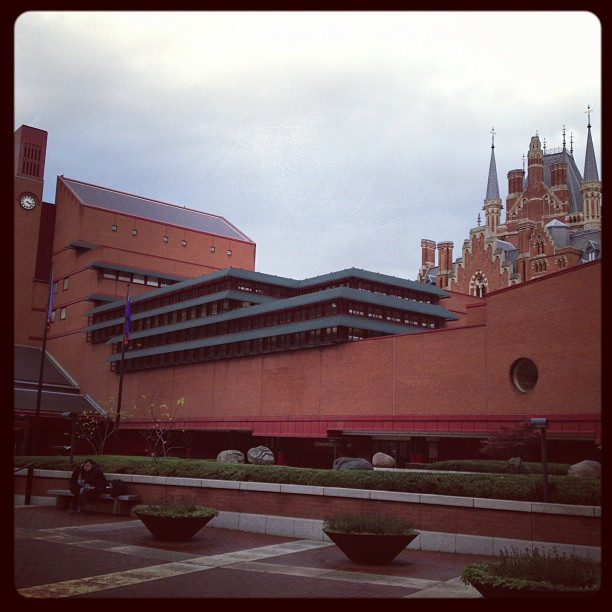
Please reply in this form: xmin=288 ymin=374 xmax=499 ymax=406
xmin=68 ymin=458 xmax=107 ymax=514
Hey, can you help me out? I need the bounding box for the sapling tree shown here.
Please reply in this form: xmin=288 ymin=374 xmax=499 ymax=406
xmin=72 ymin=398 xmax=118 ymax=455
xmin=128 ymin=395 xmax=186 ymax=462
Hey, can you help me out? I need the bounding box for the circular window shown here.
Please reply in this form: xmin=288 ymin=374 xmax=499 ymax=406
xmin=510 ymin=358 xmax=539 ymax=393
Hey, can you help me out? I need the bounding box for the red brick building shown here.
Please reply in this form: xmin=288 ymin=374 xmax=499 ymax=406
xmin=14 ymin=124 xmax=601 ymax=466
xmin=418 ymin=112 xmax=601 ymax=295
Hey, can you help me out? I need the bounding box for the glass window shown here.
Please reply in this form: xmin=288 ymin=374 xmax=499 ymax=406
xmin=511 ymin=358 xmax=539 ymax=393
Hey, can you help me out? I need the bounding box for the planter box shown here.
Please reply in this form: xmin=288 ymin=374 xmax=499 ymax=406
xmin=135 ymin=512 xmax=216 ymax=541
xmin=324 ymin=530 xmax=418 ymax=564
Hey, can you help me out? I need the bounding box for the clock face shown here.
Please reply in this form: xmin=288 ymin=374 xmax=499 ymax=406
xmin=20 ymin=194 xmax=36 ymax=210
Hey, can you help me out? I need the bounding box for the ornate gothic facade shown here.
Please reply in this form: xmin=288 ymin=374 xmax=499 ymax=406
xmin=418 ymin=110 xmax=602 ymax=295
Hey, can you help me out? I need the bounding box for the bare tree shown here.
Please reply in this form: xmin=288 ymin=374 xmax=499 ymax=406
xmin=128 ymin=396 xmax=185 ymax=462
xmin=74 ymin=400 xmax=118 ymax=455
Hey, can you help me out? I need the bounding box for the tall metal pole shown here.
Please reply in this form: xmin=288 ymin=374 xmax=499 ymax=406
xmin=540 ymin=428 xmax=550 ymax=503
xmin=113 ymin=286 xmax=130 ymax=454
xmin=30 ymin=269 xmax=54 ymax=456
xmin=30 ymin=322 xmax=49 ymax=457
xmin=69 ymin=419 xmax=76 ymax=464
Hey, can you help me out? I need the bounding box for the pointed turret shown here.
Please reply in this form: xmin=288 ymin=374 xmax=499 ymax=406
xmin=485 ymin=128 xmax=500 ymax=200
xmin=483 ymin=127 xmax=503 ymax=235
xmin=581 ymin=105 xmax=602 ymax=230
xmin=583 ymin=106 xmax=599 ymax=182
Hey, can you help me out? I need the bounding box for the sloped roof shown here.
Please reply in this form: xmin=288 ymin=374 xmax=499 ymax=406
xmin=542 ymin=149 xmax=584 ymax=214
xmin=14 ymin=345 xmax=79 ymax=389
xmin=13 ymin=345 xmax=105 ymax=416
xmin=61 ymin=177 xmax=254 ymax=243
xmin=14 ymin=389 xmax=105 ymax=416
xmin=570 ymin=229 xmax=601 ymax=255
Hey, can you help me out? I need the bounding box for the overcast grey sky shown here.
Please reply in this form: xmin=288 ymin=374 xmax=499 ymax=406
xmin=14 ymin=10 xmax=602 ymax=281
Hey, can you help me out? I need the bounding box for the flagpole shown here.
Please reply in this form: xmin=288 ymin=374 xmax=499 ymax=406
xmin=30 ymin=268 xmax=54 ymax=457
xmin=113 ymin=285 xmax=130 ymax=454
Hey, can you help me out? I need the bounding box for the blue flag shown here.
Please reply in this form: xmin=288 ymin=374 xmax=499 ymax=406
xmin=123 ymin=295 xmax=131 ymax=346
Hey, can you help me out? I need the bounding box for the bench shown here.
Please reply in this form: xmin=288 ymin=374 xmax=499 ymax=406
xmin=47 ymin=489 xmax=141 ymax=516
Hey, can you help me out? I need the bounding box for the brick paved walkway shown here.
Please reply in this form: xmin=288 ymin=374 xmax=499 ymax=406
xmin=14 ymin=504 xmax=495 ymax=600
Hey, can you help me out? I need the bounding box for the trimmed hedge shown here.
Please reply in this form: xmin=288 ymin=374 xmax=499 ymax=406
xmin=14 ymin=456 xmax=600 ymax=506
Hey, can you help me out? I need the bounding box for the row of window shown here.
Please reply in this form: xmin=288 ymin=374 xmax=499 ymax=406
xmin=112 ymin=326 xmax=382 ymax=372
xmin=110 ymin=224 xmax=233 ymax=254
xmin=96 ymin=295 xmax=441 ymax=352
xmin=100 ymin=268 xmax=176 ymax=288
xmin=95 ymin=275 xmax=439 ymax=327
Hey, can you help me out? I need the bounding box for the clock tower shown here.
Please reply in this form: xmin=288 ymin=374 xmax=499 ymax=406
xmin=14 ymin=125 xmax=52 ymax=346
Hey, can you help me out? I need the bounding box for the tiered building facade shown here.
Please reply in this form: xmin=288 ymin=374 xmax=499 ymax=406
xmin=14 ymin=118 xmax=601 ymax=467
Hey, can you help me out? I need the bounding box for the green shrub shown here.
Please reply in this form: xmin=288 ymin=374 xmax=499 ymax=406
xmin=323 ymin=511 xmax=416 ymax=535
xmin=427 ymin=459 xmax=570 ymax=476
xmin=133 ymin=495 xmax=219 ymax=518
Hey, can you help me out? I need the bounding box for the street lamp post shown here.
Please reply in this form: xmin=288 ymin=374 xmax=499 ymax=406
xmin=530 ymin=418 xmax=549 ymax=502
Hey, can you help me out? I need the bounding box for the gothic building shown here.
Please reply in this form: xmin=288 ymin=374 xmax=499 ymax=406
xmin=418 ymin=109 xmax=602 ymax=295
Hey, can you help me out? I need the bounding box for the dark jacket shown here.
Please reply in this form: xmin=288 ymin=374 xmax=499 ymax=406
xmin=69 ymin=460 xmax=107 ymax=496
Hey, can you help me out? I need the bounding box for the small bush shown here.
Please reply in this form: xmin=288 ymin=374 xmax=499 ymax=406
xmin=134 ymin=495 xmax=219 ymax=518
xmin=496 ymin=547 xmax=597 ymax=586
xmin=323 ymin=511 xmax=416 ymax=535
xmin=461 ymin=546 xmax=600 ymax=592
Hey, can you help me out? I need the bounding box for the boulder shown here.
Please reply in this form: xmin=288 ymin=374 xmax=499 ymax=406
xmin=216 ymin=449 xmax=244 ymax=463
xmin=333 ymin=457 xmax=374 ymax=470
xmin=247 ymin=446 xmax=275 ymax=465
xmin=507 ymin=457 xmax=531 ymax=474
xmin=568 ymin=460 xmax=601 ymax=478
xmin=372 ymin=452 xmax=396 ymax=468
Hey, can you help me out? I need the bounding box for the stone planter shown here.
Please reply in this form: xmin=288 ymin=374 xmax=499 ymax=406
xmin=323 ymin=530 xmax=418 ymax=564
xmin=135 ymin=512 xmax=216 ymax=541
xmin=466 ymin=582 xmax=600 ymax=599
xmin=461 ymin=555 xmax=601 ymax=599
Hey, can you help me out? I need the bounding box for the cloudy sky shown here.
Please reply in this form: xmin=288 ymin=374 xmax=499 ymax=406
xmin=13 ymin=10 xmax=602 ymax=281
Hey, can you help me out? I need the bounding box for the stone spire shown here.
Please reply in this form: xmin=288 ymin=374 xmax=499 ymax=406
xmin=485 ymin=127 xmax=500 ymax=200
xmin=581 ymin=105 xmax=602 ymax=230
xmin=483 ymin=127 xmax=503 ymax=235
xmin=583 ymin=105 xmax=599 ymax=182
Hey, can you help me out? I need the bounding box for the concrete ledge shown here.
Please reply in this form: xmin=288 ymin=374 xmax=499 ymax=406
xmin=202 ymin=478 xmax=241 ymax=490
xmin=279 ymin=483 xmax=325 ymax=495
xmin=420 ymin=493 xmax=474 ymax=507
xmin=322 ymin=486 xmax=371 ymax=499
xmin=474 ymin=497 xmax=533 ymax=512
xmin=370 ymin=490 xmax=421 ymax=503
xmin=239 ymin=481 xmax=281 ymax=493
